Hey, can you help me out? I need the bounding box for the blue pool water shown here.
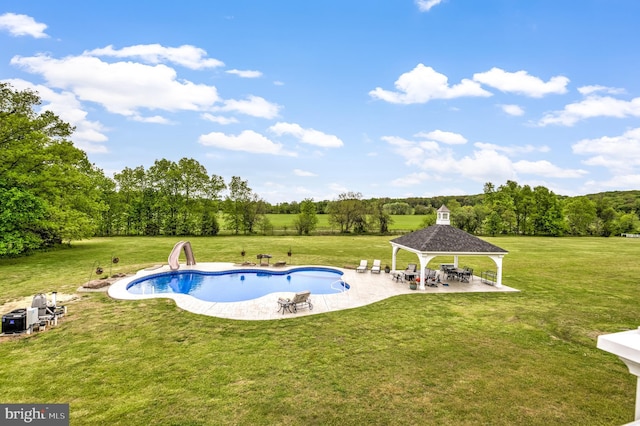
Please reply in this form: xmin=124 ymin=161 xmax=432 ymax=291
xmin=126 ymin=267 xmax=349 ymax=303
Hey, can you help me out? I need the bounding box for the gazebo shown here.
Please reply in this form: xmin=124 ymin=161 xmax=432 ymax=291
xmin=390 ymin=206 xmax=508 ymax=290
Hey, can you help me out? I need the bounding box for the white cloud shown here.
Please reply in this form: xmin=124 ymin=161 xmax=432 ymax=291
xmin=454 ymin=149 xmax=517 ymax=183
xmin=131 ymin=115 xmax=171 ymax=124
xmin=473 ymin=67 xmax=569 ymax=97
xmin=198 ymin=130 xmax=296 ymax=156
xmin=474 ymin=142 xmax=550 ymax=156
xmin=391 ymin=172 xmax=429 ymax=187
xmin=328 ymin=183 xmax=350 ymax=194
xmin=414 ymin=129 xmax=467 ymax=144
xmin=11 ymin=54 xmax=220 ymax=116
xmin=415 ymin=0 xmax=444 ymax=12
xmin=0 ymin=13 xmax=48 ymax=38
xmin=572 ymin=127 xmax=640 ymax=173
xmin=201 ymin=113 xmax=239 ymax=125
xmin=3 ymin=78 xmax=109 ymax=153
xmin=539 ymin=95 xmax=640 ymax=126
xmin=583 ymin=174 xmax=640 ymax=193
xmin=384 ymin=136 xmax=566 ymax=185
xmin=500 ymin=104 xmax=525 ymax=116
xmin=269 ymin=122 xmax=343 ymax=148
xmin=85 ymin=44 xmax=224 ymax=69
xmin=578 ymin=85 xmax=625 ymax=96
xmin=513 ymin=160 xmax=587 ymax=178
xmin=226 ymin=69 xmax=263 ymax=78
xmin=384 ymin=133 xmax=578 ymax=186
xmin=293 ymin=169 xmax=317 ymax=177
xmin=216 ymin=95 xmax=281 ymax=119
xmin=369 ymin=64 xmax=492 ymax=104
xmin=382 ymin=135 xmax=438 ymax=166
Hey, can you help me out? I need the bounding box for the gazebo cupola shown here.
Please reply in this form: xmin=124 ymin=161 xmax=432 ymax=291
xmin=436 ymin=205 xmax=451 ymax=225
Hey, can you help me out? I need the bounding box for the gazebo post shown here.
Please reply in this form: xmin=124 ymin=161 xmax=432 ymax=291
xmin=418 ymin=255 xmax=436 ymax=290
xmin=391 ymin=245 xmax=401 ymax=271
xmin=418 ymin=256 xmax=426 ymax=290
xmin=489 ymin=255 xmax=505 ymax=287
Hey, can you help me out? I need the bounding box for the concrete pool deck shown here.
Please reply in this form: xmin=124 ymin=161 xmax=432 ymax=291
xmin=108 ymin=262 xmax=519 ymax=321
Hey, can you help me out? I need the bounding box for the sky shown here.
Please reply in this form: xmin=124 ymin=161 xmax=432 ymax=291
xmin=2 ymin=0 xmax=640 ymax=203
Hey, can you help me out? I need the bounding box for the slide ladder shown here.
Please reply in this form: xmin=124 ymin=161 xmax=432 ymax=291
xmin=168 ymin=241 xmax=196 ymax=271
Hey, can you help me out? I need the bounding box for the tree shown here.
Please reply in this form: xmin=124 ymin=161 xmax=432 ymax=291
xmin=530 ymin=186 xmax=564 ymax=236
xmin=616 ymin=213 xmax=639 ymax=235
xmin=176 ymin=158 xmax=210 ymax=235
xmin=452 ymin=205 xmax=480 ymax=233
xmin=113 ymin=166 xmax=147 ymax=235
xmin=483 ymin=211 xmax=503 ymax=236
xmin=413 ymin=204 xmax=432 ymax=215
xmin=200 ymin=173 xmax=225 ymax=236
xmin=0 ymin=82 xmax=105 ymax=253
xmin=326 ymin=192 xmax=367 ymax=233
xmin=223 ymin=177 xmax=262 ymax=234
xmin=419 ymin=213 xmax=437 ymax=228
xmin=294 ymin=198 xmax=319 ymax=235
xmin=147 ymin=159 xmax=183 ymax=235
xmin=371 ymin=199 xmax=393 ymax=234
xmin=383 ymin=201 xmax=412 ymax=215
xmin=0 ymin=187 xmax=45 ymax=255
xmin=483 ymin=181 xmax=514 ymax=234
xmin=564 ymin=196 xmax=597 ymax=235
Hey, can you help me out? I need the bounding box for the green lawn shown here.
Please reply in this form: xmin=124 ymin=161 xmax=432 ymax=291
xmin=1 ymin=236 xmax=639 ymax=425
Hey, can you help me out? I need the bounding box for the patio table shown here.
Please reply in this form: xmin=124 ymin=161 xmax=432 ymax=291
xmin=277 ymin=298 xmax=292 ymax=314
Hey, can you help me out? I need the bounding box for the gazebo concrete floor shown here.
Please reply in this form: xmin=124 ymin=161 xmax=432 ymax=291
xmin=107 ymin=263 xmax=519 ymax=321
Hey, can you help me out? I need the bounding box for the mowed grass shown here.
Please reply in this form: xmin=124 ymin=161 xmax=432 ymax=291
xmin=0 ymin=235 xmax=639 ymax=425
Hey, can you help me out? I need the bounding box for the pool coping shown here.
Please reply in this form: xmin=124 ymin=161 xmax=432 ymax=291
xmin=107 ymin=262 xmax=519 ymax=321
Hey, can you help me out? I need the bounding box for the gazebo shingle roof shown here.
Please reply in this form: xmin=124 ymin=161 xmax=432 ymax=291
xmin=390 ymin=225 xmax=507 ymax=253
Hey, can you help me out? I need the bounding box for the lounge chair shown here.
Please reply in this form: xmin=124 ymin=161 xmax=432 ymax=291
xmin=289 ymin=291 xmax=312 ymax=313
xmin=356 ymin=260 xmax=368 ymax=273
xmin=370 ymin=259 xmax=381 ymax=273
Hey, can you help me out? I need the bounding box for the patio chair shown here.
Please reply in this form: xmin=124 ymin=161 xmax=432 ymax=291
xmin=461 ymin=267 xmax=473 ymax=282
xmin=425 ymin=268 xmax=438 ymax=287
xmin=356 ymin=260 xmax=368 ymax=273
xmin=370 ymin=259 xmax=381 ymax=273
xmin=289 ymin=291 xmax=312 ymax=313
xmin=403 ymin=263 xmax=417 ymax=281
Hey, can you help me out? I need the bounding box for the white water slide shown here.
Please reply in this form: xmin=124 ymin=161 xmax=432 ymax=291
xmin=168 ymin=241 xmax=196 ymax=270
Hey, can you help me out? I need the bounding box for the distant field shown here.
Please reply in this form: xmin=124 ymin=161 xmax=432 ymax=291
xmin=263 ymin=214 xmax=425 ymax=233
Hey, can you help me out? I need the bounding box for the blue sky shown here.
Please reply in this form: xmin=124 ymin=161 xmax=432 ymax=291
xmin=2 ymin=0 xmax=640 ymax=203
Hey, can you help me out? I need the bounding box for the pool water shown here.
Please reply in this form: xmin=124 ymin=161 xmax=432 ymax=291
xmin=126 ymin=267 xmax=349 ymax=303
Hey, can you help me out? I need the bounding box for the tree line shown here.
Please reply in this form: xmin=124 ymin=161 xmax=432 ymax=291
xmin=2 ymin=83 xmax=640 ymax=256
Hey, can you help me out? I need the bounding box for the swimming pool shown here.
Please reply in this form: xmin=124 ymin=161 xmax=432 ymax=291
xmin=126 ymin=267 xmax=350 ymax=303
